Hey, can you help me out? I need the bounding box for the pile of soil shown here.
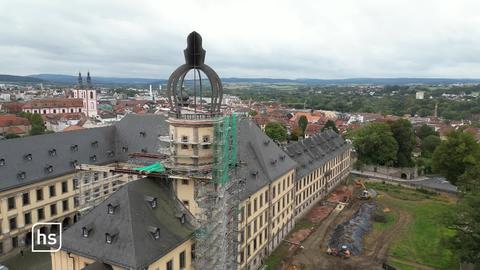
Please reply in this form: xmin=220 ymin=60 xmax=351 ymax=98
xmin=307 ymin=205 xmax=335 ymax=223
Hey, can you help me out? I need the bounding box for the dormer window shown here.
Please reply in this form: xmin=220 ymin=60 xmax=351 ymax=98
xmin=0 ymin=158 xmax=5 ymax=166
xmin=106 ymin=151 xmax=115 ymax=157
xmin=48 ymin=149 xmax=57 ymax=156
xmin=82 ymin=226 xmax=91 ymax=238
xmin=179 ymin=213 xmax=186 ymax=224
xmin=251 ymin=170 xmax=259 ymax=177
xmin=45 ymin=165 xmax=54 ymax=173
xmin=270 ymin=159 xmax=277 ymax=165
xmin=145 ymin=196 xmax=157 ymax=208
xmin=141 ymin=148 xmax=148 ymax=153
xmin=24 ymin=154 xmax=32 ymax=161
xmin=105 ymin=233 xmax=116 ymax=244
xmin=149 ymin=227 xmax=160 ymax=240
xmin=17 ymin=171 xmax=26 ymax=179
xmin=107 ymin=203 xmax=117 ymax=214
xmin=91 ymin=141 xmax=98 ymax=147
xmin=90 ymin=155 xmax=97 ymax=161
xmin=139 ymin=131 xmax=146 ymax=137
xmin=71 ymin=160 xmax=78 ymax=168
xmin=71 ymin=145 xmax=78 ymax=152
xmin=122 ymin=146 xmax=128 ymax=153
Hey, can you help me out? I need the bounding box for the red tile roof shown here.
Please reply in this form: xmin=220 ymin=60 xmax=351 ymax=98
xmin=0 ymin=114 xmax=30 ymax=127
xmin=63 ymin=125 xmax=85 ymax=132
xmin=22 ymin=98 xmax=83 ymax=109
xmin=6 ymin=126 xmax=26 ymax=134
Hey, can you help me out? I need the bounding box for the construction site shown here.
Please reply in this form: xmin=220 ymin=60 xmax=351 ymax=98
xmin=266 ymin=177 xmax=458 ymax=270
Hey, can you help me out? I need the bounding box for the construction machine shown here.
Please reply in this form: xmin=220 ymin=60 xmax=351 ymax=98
xmin=355 ymin=179 xmax=372 ymax=200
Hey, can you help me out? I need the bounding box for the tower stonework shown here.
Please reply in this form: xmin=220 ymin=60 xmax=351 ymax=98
xmin=165 ymin=32 xmax=240 ymax=270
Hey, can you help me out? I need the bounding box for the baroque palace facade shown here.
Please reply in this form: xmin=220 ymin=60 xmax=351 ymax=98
xmin=49 ymin=115 xmax=351 ymax=270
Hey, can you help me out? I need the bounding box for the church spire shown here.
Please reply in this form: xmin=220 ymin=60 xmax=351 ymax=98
xmin=78 ymin=72 xmax=83 ymax=89
xmin=86 ymin=71 xmax=92 ymax=90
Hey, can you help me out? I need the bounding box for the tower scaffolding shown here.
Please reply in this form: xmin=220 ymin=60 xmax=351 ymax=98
xmin=194 ymin=114 xmax=245 ymax=270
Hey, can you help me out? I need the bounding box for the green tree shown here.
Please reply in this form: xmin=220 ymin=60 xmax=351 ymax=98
xmin=265 ymin=122 xmax=287 ymax=142
xmin=458 ymin=164 xmax=480 ymax=192
xmin=351 ymin=123 xmax=398 ymax=166
xmin=421 ymin=135 xmax=441 ymax=158
xmin=444 ymin=190 xmax=480 ymax=265
xmin=29 ymin=113 xmax=46 ymax=135
xmin=432 ymin=130 xmax=480 ymax=184
xmin=4 ymin=133 xmax=20 ymax=139
xmin=19 ymin=112 xmax=47 ymax=135
xmin=298 ymin=115 xmax=308 ymax=135
xmin=389 ymin=119 xmax=416 ymax=167
xmin=289 ymin=127 xmax=303 ymax=141
xmin=248 ymin=110 xmax=258 ymax=117
xmin=416 ymin=124 xmax=438 ymax=140
xmin=322 ymin=119 xmax=339 ymax=133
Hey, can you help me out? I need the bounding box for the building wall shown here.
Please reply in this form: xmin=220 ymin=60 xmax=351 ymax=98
xmin=173 ymin=177 xmax=200 ymax=218
xmin=0 ymin=174 xmax=77 ymax=255
xmin=169 ymin=123 xmax=215 ymax=166
xmin=237 ymin=170 xmax=296 ymax=270
xmin=0 ymin=163 xmax=132 ymax=256
xmin=73 ymin=89 xmax=98 ymax=117
xmin=23 ymin=107 xmax=83 ymax=115
xmin=51 ymin=239 xmax=194 ymax=270
xmin=147 ymin=239 xmax=194 ymax=270
xmin=294 ymin=148 xmax=351 ymax=218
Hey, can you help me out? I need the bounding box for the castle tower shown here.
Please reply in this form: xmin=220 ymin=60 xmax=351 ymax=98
xmin=165 ymin=32 xmax=239 ymax=270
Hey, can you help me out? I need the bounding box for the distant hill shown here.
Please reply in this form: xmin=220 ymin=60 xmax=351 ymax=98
xmin=30 ymin=74 xmax=166 ymax=86
xmin=12 ymin=74 xmax=480 ymax=86
xmin=0 ymin=74 xmax=45 ymax=83
xmin=223 ymin=77 xmax=480 ymax=85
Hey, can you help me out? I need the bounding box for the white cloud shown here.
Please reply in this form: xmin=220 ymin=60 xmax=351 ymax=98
xmin=0 ymin=0 xmax=479 ymax=78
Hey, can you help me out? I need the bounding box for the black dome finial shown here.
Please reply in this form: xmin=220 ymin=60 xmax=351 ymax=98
xmin=184 ymin=31 xmax=206 ymax=67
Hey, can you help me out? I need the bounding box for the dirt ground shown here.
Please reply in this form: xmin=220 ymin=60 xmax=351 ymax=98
xmin=280 ymin=186 xmax=413 ymax=270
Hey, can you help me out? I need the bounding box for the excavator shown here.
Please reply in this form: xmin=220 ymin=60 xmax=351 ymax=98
xmin=354 ymin=179 xmax=371 ymax=200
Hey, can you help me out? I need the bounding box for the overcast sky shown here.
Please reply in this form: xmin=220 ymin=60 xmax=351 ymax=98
xmin=1 ymin=0 xmax=479 ymax=79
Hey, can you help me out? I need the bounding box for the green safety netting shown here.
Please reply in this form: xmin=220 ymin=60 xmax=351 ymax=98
xmin=133 ymin=162 xmax=165 ymax=173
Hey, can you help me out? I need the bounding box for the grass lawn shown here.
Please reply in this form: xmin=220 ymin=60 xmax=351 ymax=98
xmin=265 ymin=243 xmax=289 ymax=270
xmin=373 ymin=211 xmax=396 ymax=231
xmin=368 ymin=182 xmax=459 ymax=270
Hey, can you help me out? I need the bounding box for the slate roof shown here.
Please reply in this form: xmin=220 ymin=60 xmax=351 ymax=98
xmin=60 ymin=178 xmax=195 ymax=270
xmin=0 ymin=113 xmax=168 ymax=192
xmin=284 ymin=129 xmax=350 ymax=180
xmin=234 ymin=119 xmax=297 ymax=200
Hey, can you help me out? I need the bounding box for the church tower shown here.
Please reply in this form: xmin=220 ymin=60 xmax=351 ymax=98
xmin=73 ymin=72 xmax=98 ymax=117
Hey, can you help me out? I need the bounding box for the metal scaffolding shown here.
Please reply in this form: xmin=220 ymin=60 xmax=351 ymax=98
xmin=194 ymin=114 xmax=244 ymax=270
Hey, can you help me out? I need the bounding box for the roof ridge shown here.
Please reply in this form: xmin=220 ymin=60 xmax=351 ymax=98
xmin=123 ymin=184 xmax=139 ymax=268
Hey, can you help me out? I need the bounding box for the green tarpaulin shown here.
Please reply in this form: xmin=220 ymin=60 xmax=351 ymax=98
xmin=133 ymin=162 xmax=165 ymax=173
